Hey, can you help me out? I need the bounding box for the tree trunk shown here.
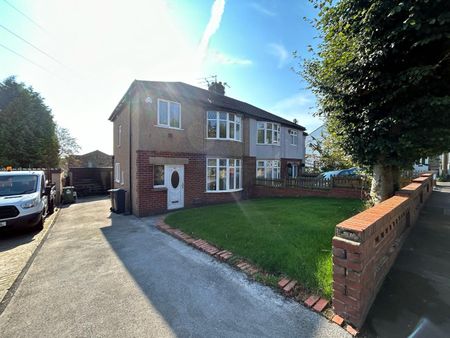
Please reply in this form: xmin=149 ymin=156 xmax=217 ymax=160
xmin=443 ymin=152 xmax=449 ymax=176
xmin=391 ymin=165 xmax=401 ymax=191
xmin=370 ymin=164 xmax=394 ymax=204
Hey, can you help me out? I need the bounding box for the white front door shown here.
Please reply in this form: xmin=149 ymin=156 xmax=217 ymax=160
xmin=165 ymin=165 xmax=184 ymax=210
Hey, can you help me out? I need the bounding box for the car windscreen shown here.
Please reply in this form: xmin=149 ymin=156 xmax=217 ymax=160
xmin=0 ymin=175 xmax=38 ymax=197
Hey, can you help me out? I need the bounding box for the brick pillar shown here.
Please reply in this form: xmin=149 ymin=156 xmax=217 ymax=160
xmin=332 ymin=237 xmax=373 ymax=328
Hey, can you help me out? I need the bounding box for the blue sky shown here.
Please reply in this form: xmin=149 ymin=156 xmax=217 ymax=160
xmin=0 ymin=0 xmax=322 ymax=154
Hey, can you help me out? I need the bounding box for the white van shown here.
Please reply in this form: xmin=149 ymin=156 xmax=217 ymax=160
xmin=0 ymin=171 xmax=55 ymax=232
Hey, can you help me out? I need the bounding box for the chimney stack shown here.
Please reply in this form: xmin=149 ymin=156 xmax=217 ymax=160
xmin=208 ymin=81 xmax=225 ymax=95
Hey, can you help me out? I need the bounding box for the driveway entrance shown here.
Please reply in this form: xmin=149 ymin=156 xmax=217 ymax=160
xmin=0 ymin=197 xmax=348 ymax=337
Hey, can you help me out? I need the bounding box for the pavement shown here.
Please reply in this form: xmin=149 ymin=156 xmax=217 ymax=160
xmin=362 ymin=182 xmax=450 ymax=338
xmin=0 ymin=197 xmax=349 ymax=338
xmin=0 ymin=210 xmax=58 ymax=305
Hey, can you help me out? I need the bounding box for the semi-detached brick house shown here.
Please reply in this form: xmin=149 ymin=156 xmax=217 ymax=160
xmin=108 ymin=80 xmax=307 ymax=216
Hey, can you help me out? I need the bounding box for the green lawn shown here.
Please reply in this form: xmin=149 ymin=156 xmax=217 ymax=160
xmin=165 ymin=197 xmax=363 ymax=298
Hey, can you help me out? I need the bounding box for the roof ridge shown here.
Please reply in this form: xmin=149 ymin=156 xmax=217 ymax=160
xmin=133 ymin=80 xmax=306 ymax=130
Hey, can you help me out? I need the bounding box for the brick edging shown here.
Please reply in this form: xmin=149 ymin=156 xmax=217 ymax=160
xmin=154 ymin=216 xmax=359 ymax=336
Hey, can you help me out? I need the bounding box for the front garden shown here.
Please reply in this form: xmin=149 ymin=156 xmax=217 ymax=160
xmin=165 ymin=197 xmax=363 ymax=298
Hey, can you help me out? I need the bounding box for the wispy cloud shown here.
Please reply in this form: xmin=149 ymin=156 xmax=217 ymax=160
xmin=270 ymin=92 xmax=322 ymax=132
xmin=197 ymin=0 xmax=226 ymax=62
xmin=267 ymin=42 xmax=289 ymax=68
xmin=210 ymin=50 xmax=252 ymax=66
xmin=249 ymin=2 xmax=276 ymax=16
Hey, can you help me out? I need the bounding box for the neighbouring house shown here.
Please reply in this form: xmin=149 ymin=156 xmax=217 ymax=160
xmin=67 ymin=150 xmax=113 ymax=196
xmin=305 ymin=125 xmax=327 ymax=170
xmin=68 ymin=150 xmax=113 ymax=168
xmin=108 ymin=80 xmax=307 ymax=216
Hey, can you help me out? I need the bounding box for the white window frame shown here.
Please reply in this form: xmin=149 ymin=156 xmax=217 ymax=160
xmin=115 ymin=163 xmax=121 ymax=183
xmin=256 ymin=160 xmax=281 ymax=179
xmin=206 ymin=111 xmax=242 ymax=141
xmin=157 ymin=98 xmax=182 ymax=129
xmin=206 ymin=158 xmax=243 ymax=193
xmin=288 ymin=163 xmax=299 ymax=178
xmin=256 ymin=122 xmax=281 ymax=145
xmin=289 ymin=130 xmax=298 ymax=146
xmin=118 ymin=125 xmax=122 ymax=147
xmin=153 ymin=164 xmax=165 ymax=188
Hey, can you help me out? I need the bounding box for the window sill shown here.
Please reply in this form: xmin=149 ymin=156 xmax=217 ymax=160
xmin=152 ymin=186 xmax=167 ymax=191
xmin=206 ymin=138 xmax=243 ymax=143
xmin=155 ymin=125 xmax=184 ymax=131
xmin=256 ymin=143 xmax=281 ymax=147
xmin=205 ymin=188 xmax=243 ymax=193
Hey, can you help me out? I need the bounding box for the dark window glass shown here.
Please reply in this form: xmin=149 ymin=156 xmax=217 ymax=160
xmin=154 ymin=165 xmax=164 ymax=186
xmin=171 ymin=170 xmax=180 ymax=188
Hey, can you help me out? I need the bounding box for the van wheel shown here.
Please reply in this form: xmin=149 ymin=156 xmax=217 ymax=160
xmin=35 ymin=214 xmax=44 ymax=230
xmin=48 ymin=200 xmax=55 ymax=215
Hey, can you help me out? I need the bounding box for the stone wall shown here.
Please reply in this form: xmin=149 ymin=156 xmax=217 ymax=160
xmin=331 ymin=173 xmax=433 ymax=328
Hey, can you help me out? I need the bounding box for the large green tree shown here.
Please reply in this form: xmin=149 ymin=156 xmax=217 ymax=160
xmin=303 ymin=0 xmax=450 ymax=202
xmin=0 ymin=76 xmax=59 ymax=168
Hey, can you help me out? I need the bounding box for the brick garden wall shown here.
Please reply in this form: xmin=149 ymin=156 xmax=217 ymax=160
xmin=332 ymin=173 xmax=433 ymax=328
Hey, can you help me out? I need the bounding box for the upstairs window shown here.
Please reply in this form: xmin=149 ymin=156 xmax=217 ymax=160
xmin=256 ymin=160 xmax=280 ymax=179
xmin=207 ymin=111 xmax=241 ymax=141
xmin=257 ymin=122 xmax=280 ymax=145
xmin=158 ymin=99 xmax=181 ymax=129
xmin=289 ymin=130 xmax=298 ymax=146
xmin=118 ymin=125 xmax=122 ymax=147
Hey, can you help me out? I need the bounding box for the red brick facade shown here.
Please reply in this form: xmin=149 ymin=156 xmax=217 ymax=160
xmin=136 ymin=151 xmax=250 ymax=216
xmin=135 ymin=150 xmax=366 ymax=216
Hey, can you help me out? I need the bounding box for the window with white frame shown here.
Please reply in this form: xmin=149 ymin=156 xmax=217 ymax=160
xmin=153 ymin=165 xmax=165 ymax=187
xmin=289 ymin=130 xmax=298 ymax=146
xmin=287 ymin=163 xmax=299 ymax=178
xmin=118 ymin=125 xmax=122 ymax=147
xmin=256 ymin=160 xmax=280 ymax=179
xmin=207 ymin=111 xmax=241 ymax=141
xmin=115 ymin=163 xmax=121 ymax=183
xmin=257 ymin=122 xmax=280 ymax=145
xmin=157 ymin=99 xmax=181 ymax=129
xmin=206 ymin=158 xmax=242 ymax=192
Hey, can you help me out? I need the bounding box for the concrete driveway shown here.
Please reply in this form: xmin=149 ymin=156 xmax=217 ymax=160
xmin=0 ymin=197 xmax=349 ymax=338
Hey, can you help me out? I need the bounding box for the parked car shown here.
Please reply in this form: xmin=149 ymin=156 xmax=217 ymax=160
xmin=320 ymin=167 xmax=362 ymax=179
xmin=0 ymin=171 xmax=55 ymax=232
xmin=337 ymin=167 xmax=361 ymax=177
xmin=319 ymin=170 xmax=343 ymax=179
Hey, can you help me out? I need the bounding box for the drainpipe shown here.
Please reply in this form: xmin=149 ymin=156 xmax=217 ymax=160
xmin=127 ymin=91 xmax=133 ymax=215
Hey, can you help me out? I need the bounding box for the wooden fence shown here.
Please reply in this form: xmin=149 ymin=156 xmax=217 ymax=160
xmin=255 ymin=176 xmax=370 ymax=191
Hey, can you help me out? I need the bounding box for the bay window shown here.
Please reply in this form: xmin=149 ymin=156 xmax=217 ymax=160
xmin=207 ymin=158 xmax=242 ymax=192
xmin=256 ymin=160 xmax=280 ymax=179
xmin=257 ymin=122 xmax=280 ymax=145
xmin=207 ymin=111 xmax=242 ymax=141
